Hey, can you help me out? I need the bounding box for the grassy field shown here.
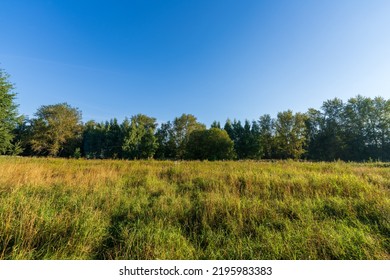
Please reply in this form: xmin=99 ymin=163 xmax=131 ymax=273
xmin=0 ymin=157 xmax=389 ymax=260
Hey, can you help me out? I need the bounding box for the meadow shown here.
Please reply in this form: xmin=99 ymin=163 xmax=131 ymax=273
xmin=0 ymin=157 xmax=389 ymax=260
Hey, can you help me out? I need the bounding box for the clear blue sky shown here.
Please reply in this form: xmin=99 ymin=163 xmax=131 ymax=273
xmin=1 ymin=0 xmax=389 ymax=126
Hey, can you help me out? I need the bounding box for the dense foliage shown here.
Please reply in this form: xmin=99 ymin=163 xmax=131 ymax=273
xmin=9 ymin=95 xmax=390 ymax=161
xmin=185 ymin=128 xmax=235 ymax=160
xmin=29 ymin=103 xmax=83 ymax=157
xmin=2 ymin=67 xmax=390 ymax=161
xmin=0 ymin=68 xmax=20 ymax=155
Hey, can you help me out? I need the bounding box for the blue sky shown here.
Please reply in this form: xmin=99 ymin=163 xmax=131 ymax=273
xmin=1 ymin=0 xmax=389 ymax=126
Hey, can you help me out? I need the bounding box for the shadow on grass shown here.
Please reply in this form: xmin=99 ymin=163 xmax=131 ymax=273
xmin=93 ymin=210 xmax=132 ymax=259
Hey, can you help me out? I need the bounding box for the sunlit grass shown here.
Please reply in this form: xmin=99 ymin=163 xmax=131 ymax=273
xmin=0 ymin=157 xmax=389 ymax=259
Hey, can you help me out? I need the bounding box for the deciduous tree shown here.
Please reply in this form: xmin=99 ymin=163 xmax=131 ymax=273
xmin=122 ymin=114 xmax=158 ymax=159
xmin=186 ymin=128 xmax=234 ymax=160
xmin=171 ymin=114 xmax=205 ymax=159
xmin=30 ymin=103 xmax=83 ymax=157
xmin=258 ymin=114 xmax=274 ymax=159
xmin=0 ymin=68 xmax=20 ymax=154
xmin=274 ymin=110 xmax=307 ymax=159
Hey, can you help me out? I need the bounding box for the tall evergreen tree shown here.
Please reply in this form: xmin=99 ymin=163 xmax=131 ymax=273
xmin=105 ymin=118 xmax=123 ymax=158
xmin=224 ymin=119 xmax=235 ymax=141
xmin=210 ymin=121 xmax=221 ymax=129
xmin=83 ymin=120 xmax=103 ymax=158
xmin=231 ymin=120 xmax=244 ymax=158
xmin=155 ymin=121 xmax=176 ymax=159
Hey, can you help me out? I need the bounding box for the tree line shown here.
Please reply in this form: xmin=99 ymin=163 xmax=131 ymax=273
xmin=1 ymin=68 xmax=390 ymax=161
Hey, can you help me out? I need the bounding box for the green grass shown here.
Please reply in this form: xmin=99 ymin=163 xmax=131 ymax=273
xmin=0 ymin=157 xmax=389 ymax=259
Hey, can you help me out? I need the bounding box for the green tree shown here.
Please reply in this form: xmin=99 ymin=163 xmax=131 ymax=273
xmin=105 ymin=118 xmax=124 ymax=158
xmin=258 ymin=114 xmax=275 ymax=159
xmin=248 ymin=120 xmax=262 ymax=159
xmin=83 ymin=118 xmax=129 ymax=159
xmin=224 ymin=119 xmax=235 ymax=141
xmin=226 ymin=119 xmax=262 ymax=159
xmin=82 ymin=120 xmax=105 ymax=159
xmin=274 ymin=110 xmax=307 ymax=159
xmin=305 ymin=108 xmax=323 ymax=160
xmin=210 ymin=121 xmax=221 ymax=129
xmin=371 ymin=97 xmax=390 ymax=161
xmin=318 ymin=98 xmax=347 ymax=160
xmin=186 ymin=128 xmax=234 ymax=160
xmin=122 ymin=114 xmax=158 ymax=159
xmin=342 ymin=95 xmax=371 ymax=161
xmin=231 ymin=120 xmax=244 ymax=158
xmin=342 ymin=96 xmax=390 ymax=161
xmin=0 ymin=68 xmax=20 ymax=154
xmin=12 ymin=117 xmax=33 ymax=156
xmin=30 ymin=103 xmax=83 ymax=157
xmin=171 ymin=114 xmax=205 ymax=159
xmin=155 ymin=121 xmax=176 ymax=159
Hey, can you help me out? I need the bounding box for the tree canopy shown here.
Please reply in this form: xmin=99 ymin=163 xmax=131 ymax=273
xmin=185 ymin=128 xmax=235 ymax=160
xmin=3 ymin=66 xmax=390 ymax=162
xmin=29 ymin=103 xmax=83 ymax=157
xmin=10 ymin=95 xmax=390 ymax=162
xmin=122 ymin=114 xmax=158 ymax=159
xmin=0 ymin=68 xmax=20 ymax=155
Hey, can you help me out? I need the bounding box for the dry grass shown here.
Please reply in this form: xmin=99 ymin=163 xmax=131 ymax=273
xmin=0 ymin=157 xmax=389 ymax=259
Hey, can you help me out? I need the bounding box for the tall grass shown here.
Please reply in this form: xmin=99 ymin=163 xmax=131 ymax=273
xmin=0 ymin=157 xmax=389 ymax=259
